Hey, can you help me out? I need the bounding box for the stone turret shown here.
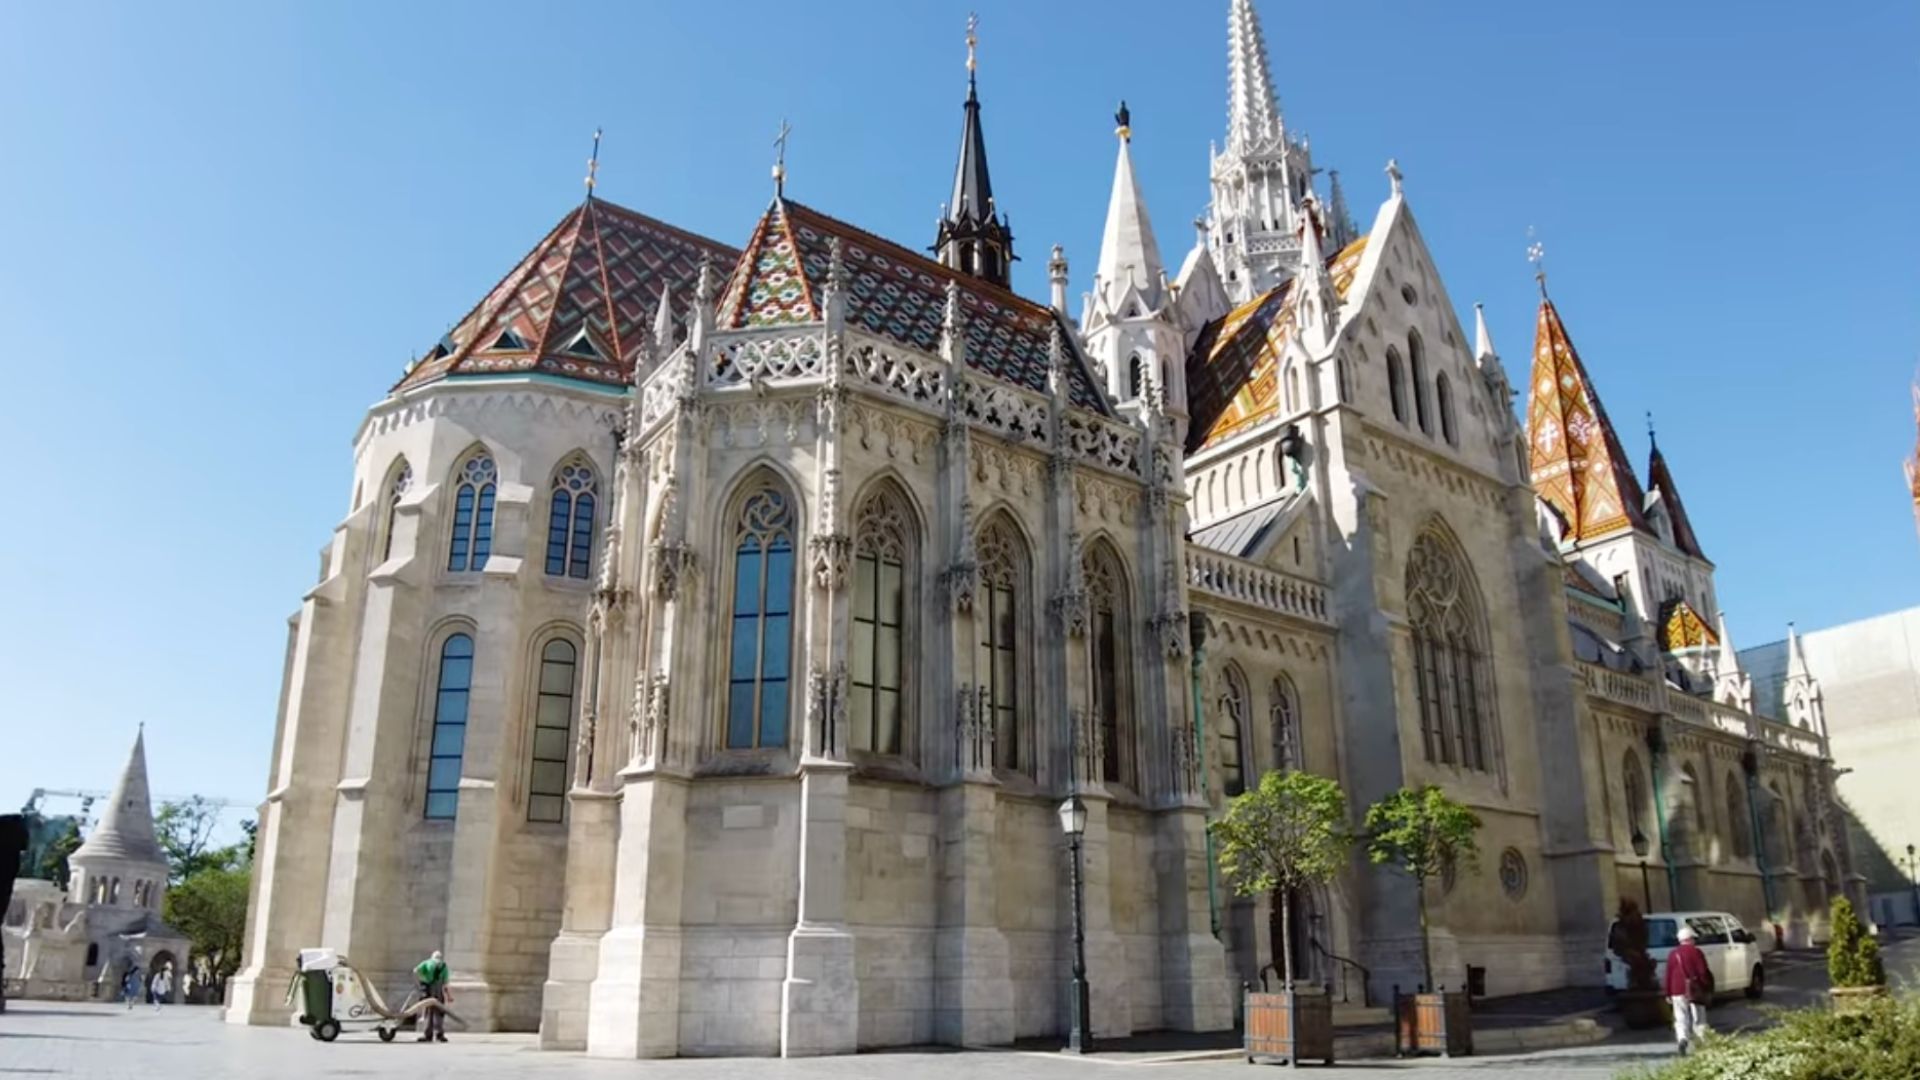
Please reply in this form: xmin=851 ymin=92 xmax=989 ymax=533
xmin=68 ymin=729 xmax=169 ymax=912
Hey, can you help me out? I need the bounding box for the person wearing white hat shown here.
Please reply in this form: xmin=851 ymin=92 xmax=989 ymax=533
xmin=1663 ymin=924 xmax=1714 ymax=1054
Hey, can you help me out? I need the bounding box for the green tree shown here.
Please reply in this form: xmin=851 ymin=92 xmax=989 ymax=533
xmin=1211 ymin=770 xmax=1351 ymax=988
xmin=1364 ymin=784 xmax=1482 ymax=993
xmin=155 ymin=797 xmax=225 ymax=884
xmin=1826 ymin=896 xmax=1885 ymax=988
xmin=163 ymin=863 xmax=250 ymax=996
xmin=30 ymin=817 xmax=83 ymax=888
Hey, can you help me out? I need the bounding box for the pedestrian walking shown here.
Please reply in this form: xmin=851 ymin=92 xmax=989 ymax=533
xmin=1665 ymin=924 xmax=1714 ymax=1055
xmin=120 ymin=964 xmax=143 ymax=1010
xmin=413 ymin=950 xmax=452 ymax=1043
xmin=150 ymin=963 xmax=172 ymax=1010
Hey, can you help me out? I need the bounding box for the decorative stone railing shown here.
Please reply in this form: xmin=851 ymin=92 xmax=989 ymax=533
xmin=1566 ymin=596 xmax=1626 ymax=639
xmin=1578 ymin=662 xmax=1659 ymax=712
xmin=961 ymin=378 xmax=1050 ymax=446
xmin=846 ymin=331 xmax=946 ymax=407
xmin=637 ymin=350 xmax=687 ymax=430
xmin=1185 ymin=549 xmax=1331 ymax=624
xmin=1758 ymin=718 xmax=1823 ymax=758
xmin=1062 ymin=411 xmax=1141 ymax=475
xmin=707 ymin=329 xmax=826 ymax=387
xmin=1578 ymin=662 xmax=1827 ymax=759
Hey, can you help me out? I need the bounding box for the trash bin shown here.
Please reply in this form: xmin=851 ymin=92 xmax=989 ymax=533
xmin=296 ymin=949 xmax=337 ymax=1025
xmin=1466 ymin=965 xmax=1487 ymax=1000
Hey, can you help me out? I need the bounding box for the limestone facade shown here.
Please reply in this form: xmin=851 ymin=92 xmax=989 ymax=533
xmin=225 ymin=0 xmax=1850 ymax=1055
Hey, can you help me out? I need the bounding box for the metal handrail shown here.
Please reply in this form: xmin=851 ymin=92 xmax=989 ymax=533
xmin=1310 ymin=939 xmax=1372 ymax=1007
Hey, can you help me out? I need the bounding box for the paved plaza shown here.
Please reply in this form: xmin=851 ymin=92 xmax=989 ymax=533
xmin=5 ymin=934 xmax=1914 ymax=1080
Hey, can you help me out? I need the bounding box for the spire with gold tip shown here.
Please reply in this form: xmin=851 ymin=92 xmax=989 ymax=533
xmin=933 ymin=13 xmax=1014 ymax=288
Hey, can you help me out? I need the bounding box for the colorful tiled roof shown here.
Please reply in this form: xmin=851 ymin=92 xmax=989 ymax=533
xmin=1184 ymin=236 xmax=1367 ymax=451
xmin=396 ymin=199 xmax=738 ymax=393
xmin=718 ymin=199 xmax=1108 ymax=412
xmin=1647 ymin=440 xmax=1706 ymax=560
xmin=1525 ymin=297 xmax=1647 ymax=543
xmin=1658 ymin=597 xmax=1718 ymax=652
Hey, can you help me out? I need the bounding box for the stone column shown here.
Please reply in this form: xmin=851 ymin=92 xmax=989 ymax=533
xmin=780 ymin=762 xmax=859 ymax=1056
xmin=586 ymin=769 xmax=690 ymax=1058
xmin=1076 ymin=795 xmax=1133 ymax=1039
xmin=932 ymin=781 xmax=1013 ymax=1045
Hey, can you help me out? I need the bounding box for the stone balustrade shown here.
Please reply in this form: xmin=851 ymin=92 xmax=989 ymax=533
xmin=1184 ymin=548 xmax=1331 ymax=624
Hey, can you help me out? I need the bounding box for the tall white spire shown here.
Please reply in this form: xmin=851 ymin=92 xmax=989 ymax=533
xmin=1226 ymin=0 xmax=1283 ymax=151
xmin=1474 ymin=302 xmax=1496 ymax=361
xmin=1092 ymin=102 xmax=1165 ymax=314
xmin=1713 ymin=612 xmax=1753 ymax=712
xmin=70 ymin=728 xmax=167 ymax=869
xmin=1782 ymin=622 xmax=1827 ymax=736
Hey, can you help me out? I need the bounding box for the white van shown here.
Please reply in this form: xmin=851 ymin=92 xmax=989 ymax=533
xmin=1603 ymin=911 xmax=1765 ymax=998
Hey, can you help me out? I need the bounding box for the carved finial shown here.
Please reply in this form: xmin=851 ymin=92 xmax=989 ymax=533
xmin=772 ymin=118 xmax=792 ymax=196
xmin=966 ymin=11 xmax=979 ymax=75
xmin=1647 ymin=410 xmax=1657 ymax=450
xmin=1385 ymin=157 xmax=1404 ymax=198
xmin=827 ymin=235 xmax=848 ymax=292
xmin=1114 ymin=100 xmax=1131 ymax=142
xmin=1527 ymin=225 xmax=1547 ymax=296
xmin=584 ymin=128 xmax=603 ymax=199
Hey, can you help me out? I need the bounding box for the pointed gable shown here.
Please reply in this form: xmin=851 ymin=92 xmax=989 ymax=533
xmin=719 ymin=199 xmax=1108 ymax=412
xmin=397 ymin=199 xmax=738 ymax=392
xmin=1658 ymin=597 xmax=1718 ymax=652
xmin=1184 ymin=235 xmax=1367 ymax=451
xmin=1647 ymin=441 xmax=1707 ymax=559
xmin=1525 ymin=298 xmax=1647 ymax=543
xmin=71 ymin=729 xmax=167 ymax=868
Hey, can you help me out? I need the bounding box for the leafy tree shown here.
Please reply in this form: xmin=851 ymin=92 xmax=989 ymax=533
xmin=1211 ymin=770 xmax=1352 ymax=988
xmin=29 ymin=817 xmax=83 ymax=888
xmin=1826 ymin=896 xmax=1885 ymax=989
xmin=163 ymin=863 xmax=250 ymax=998
xmin=1364 ymin=784 xmax=1482 ymax=993
xmin=155 ymin=797 xmax=225 ymax=884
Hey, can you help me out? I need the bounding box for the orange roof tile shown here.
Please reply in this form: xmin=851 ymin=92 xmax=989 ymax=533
xmin=1525 ymin=298 xmax=1646 ymax=543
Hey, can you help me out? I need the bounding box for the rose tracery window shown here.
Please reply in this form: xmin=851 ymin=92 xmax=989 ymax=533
xmin=852 ymin=487 xmax=911 ymax=756
xmin=977 ymin=517 xmax=1026 ymax=773
xmin=725 ymin=487 xmax=795 ymax=750
xmin=545 ymin=459 xmax=598 ymax=579
xmin=447 ymin=452 xmax=498 ymax=572
xmin=1405 ymin=529 xmax=1492 ymax=771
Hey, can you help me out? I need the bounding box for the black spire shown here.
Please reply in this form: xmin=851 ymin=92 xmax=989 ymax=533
xmin=933 ymin=14 xmax=1015 ymax=288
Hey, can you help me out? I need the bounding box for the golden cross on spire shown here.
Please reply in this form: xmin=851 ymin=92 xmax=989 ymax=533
xmin=966 ymin=12 xmax=978 ymax=73
xmin=1526 ymin=226 xmax=1547 ymax=296
xmin=771 ymin=118 xmax=791 ymax=196
xmin=584 ymin=128 xmax=603 ymax=198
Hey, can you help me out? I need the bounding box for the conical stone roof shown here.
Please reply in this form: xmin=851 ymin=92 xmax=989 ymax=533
xmin=71 ymin=729 xmax=168 ymax=868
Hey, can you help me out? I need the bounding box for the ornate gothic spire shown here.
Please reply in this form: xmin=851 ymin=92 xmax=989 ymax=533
xmin=1647 ymin=429 xmax=1707 ymax=559
xmin=1226 ymin=0 xmax=1283 ymax=151
xmin=1713 ymin=611 xmax=1753 ymax=711
xmin=1526 ymin=296 xmax=1648 ymax=544
xmin=1326 ymin=169 xmax=1357 ymax=249
xmin=934 ymin=13 xmax=1014 ymax=288
xmin=1092 ymin=101 xmax=1166 ymax=313
xmin=1474 ymin=302 xmax=1497 ymax=362
xmin=70 ymin=728 xmax=167 ymax=869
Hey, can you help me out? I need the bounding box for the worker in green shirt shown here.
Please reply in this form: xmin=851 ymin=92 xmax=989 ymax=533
xmin=413 ymin=950 xmax=451 ymax=1043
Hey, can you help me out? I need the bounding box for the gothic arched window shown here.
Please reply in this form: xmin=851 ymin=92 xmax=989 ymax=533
xmin=545 ymin=458 xmax=598 ymax=579
xmin=1386 ymin=347 xmax=1409 ymax=425
xmin=852 ymin=485 xmax=913 ymax=756
xmin=1726 ymin=773 xmax=1753 ymax=858
xmin=1219 ymin=666 xmax=1249 ymax=797
xmin=425 ymin=632 xmax=474 ymax=820
xmin=1128 ymin=354 xmax=1144 ymax=398
xmin=1436 ymin=371 xmax=1457 ymax=446
xmin=1285 ymin=363 xmax=1301 ymax=414
xmin=1622 ymin=750 xmax=1649 ymax=845
xmin=381 ymin=458 xmax=411 ymax=562
xmin=1409 ymin=332 xmax=1432 ymax=435
xmin=1765 ymin=783 xmax=1792 ymax=867
xmin=725 ymin=485 xmax=796 ymax=750
xmin=526 ymin=638 xmax=577 ymax=823
xmin=1086 ymin=542 xmax=1133 ymax=788
xmin=978 ymin=516 xmax=1028 ymax=773
xmin=447 ymin=452 xmax=498 ymax=572
xmin=1271 ymin=674 xmax=1300 ymax=772
xmin=1405 ymin=527 xmax=1493 ymax=771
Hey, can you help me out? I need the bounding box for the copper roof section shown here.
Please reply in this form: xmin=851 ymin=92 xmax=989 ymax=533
xmin=720 ymin=199 xmax=1108 ymax=412
xmin=1525 ymin=297 xmax=1647 ymax=543
xmin=396 ymin=199 xmax=738 ymax=392
xmin=1184 ymin=235 xmax=1367 ymax=452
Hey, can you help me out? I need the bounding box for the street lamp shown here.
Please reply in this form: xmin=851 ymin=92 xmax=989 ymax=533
xmin=1630 ymin=826 xmax=1653 ymax=912
xmin=1058 ymin=795 xmax=1092 ymax=1054
xmin=1906 ymin=844 xmax=1919 ymax=927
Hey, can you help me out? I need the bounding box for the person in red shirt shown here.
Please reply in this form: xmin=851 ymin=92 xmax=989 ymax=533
xmin=1663 ymin=925 xmax=1714 ymax=1054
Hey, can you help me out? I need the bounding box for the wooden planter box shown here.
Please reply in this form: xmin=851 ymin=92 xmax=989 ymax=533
xmin=1245 ymin=989 xmax=1334 ymax=1066
xmin=1395 ymin=990 xmax=1471 ymax=1058
xmin=1829 ymin=985 xmax=1889 ymax=1014
xmin=1616 ymin=989 xmax=1668 ymax=1030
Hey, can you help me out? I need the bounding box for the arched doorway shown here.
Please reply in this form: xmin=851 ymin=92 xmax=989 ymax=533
xmin=1266 ymin=887 xmax=1322 ymax=990
xmin=148 ymin=949 xmax=178 ymax=1004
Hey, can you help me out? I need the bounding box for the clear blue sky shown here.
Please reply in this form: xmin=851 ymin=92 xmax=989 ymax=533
xmin=2 ymin=1 xmax=1915 ymax=812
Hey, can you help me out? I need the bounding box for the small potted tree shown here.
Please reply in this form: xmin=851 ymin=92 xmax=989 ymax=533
xmin=1826 ymin=897 xmax=1886 ymax=1012
xmin=1212 ymin=769 xmax=1351 ymax=1067
xmin=1365 ymin=784 xmax=1480 ymax=1058
xmin=1609 ymin=899 xmax=1666 ymax=1029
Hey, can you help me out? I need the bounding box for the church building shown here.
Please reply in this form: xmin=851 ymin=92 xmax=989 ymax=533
xmin=225 ymin=0 xmax=1854 ymax=1056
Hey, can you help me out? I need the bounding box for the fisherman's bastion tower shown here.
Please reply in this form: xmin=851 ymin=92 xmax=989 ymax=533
xmin=226 ymin=0 xmax=1857 ymax=1056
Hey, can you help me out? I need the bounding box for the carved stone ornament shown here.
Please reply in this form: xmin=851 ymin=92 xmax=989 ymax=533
xmin=1152 ymin=610 xmax=1190 ymax=658
xmin=1051 ymin=531 xmax=1089 ymax=637
xmin=573 ymin=704 xmax=597 ymax=786
xmin=943 ymin=560 xmax=978 ymax=614
xmin=649 ymin=540 xmax=694 ymax=601
xmin=810 ymin=533 xmax=852 ymax=592
xmin=955 ymin=684 xmax=993 ymax=773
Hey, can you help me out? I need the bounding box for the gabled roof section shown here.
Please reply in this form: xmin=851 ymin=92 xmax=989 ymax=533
xmin=1658 ymin=597 xmax=1718 ymax=652
xmin=396 ymin=199 xmax=738 ymax=392
xmin=719 ymin=199 xmax=1108 ymax=412
xmin=1190 ymin=490 xmax=1306 ymax=560
xmin=1646 ymin=439 xmax=1707 ymax=560
xmin=1525 ymin=297 xmax=1647 ymax=543
xmin=1184 ymin=235 xmax=1367 ymax=451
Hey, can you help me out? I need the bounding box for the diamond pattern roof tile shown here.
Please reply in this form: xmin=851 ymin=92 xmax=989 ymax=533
xmin=396 ymin=199 xmax=739 ymax=393
xmin=1525 ymin=297 xmax=1647 ymax=543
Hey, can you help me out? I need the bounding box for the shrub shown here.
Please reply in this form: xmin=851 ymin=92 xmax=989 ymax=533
xmin=1626 ymin=995 xmax=1920 ymax=1080
xmin=1828 ymin=897 xmax=1886 ymax=989
xmin=1611 ymin=898 xmax=1658 ymax=992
